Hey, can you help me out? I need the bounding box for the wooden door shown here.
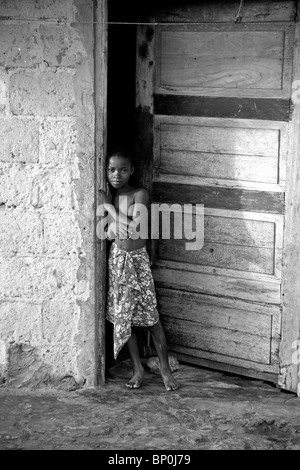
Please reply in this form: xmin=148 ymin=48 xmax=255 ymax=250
xmin=135 ymin=1 xmax=298 ymax=386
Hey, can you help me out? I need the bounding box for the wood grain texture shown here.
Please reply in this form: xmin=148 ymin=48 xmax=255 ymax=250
xmin=158 ymin=149 xmax=278 ymax=184
xmin=160 ymin=30 xmax=284 ymax=89
xmin=279 ymin=22 xmax=300 ymax=396
xmin=158 ymin=239 xmax=275 ymax=275
xmin=153 ymin=1 xmax=296 ymax=24
xmin=162 ymin=316 xmax=271 ymax=363
xmin=154 ymin=115 xmax=288 ymax=189
xmin=165 ymin=350 xmax=279 ymax=381
xmin=159 ymin=123 xmax=279 ymax=157
xmin=94 ymin=0 xmax=108 ymax=387
xmin=153 ymin=182 xmax=285 ymax=214
xmin=135 ymin=4 xmax=293 ymax=384
xmin=157 ymin=287 xmax=278 ymax=365
xmin=153 ymin=209 xmax=282 ymax=276
xmin=153 ymin=173 xmax=285 ymax=192
xmin=153 ymin=257 xmax=281 ymax=282
xmin=109 ymin=1 xmax=296 ymax=25
xmin=135 ymin=23 xmax=155 ymax=187
xmin=157 ymin=288 xmax=275 ymax=336
xmin=155 ymin=23 xmax=294 ymax=98
xmin=135 ymin=23 xmax=155 ymax=257
xmin=160 ymin=212 xmax=276 ymax=247
xmin=157 ymin=287 xmax=281 ymax=316
xmin=152 ymin=265 xmax=281 ymax=304
xmin=154 ymin=94 xmax=291 ymax=121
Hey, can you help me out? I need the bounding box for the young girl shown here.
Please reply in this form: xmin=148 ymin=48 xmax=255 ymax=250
xmin=101 ymin=148 xmax=179 ymax=392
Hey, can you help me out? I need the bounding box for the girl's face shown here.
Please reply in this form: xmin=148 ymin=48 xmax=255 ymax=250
xmin=107 ymin=155 xmax=134 ymax=190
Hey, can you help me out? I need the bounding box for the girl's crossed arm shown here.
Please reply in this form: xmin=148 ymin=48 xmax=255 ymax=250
xmin=99 ymin=188 xmax=149 ymax=240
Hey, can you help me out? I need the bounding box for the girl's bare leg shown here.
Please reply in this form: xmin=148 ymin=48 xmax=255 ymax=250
xmin=148 ymin=321 xmax=180 ymax=391
xmin=126 ymin=327 xmax=144 ymax=389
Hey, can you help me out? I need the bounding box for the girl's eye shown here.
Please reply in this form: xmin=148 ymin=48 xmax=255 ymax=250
xmin=107 ymin=167 xmax=128 ymax=173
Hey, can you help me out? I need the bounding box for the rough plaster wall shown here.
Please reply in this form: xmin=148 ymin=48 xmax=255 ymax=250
xmin=0 ymin=0 xmax=97 ymax=389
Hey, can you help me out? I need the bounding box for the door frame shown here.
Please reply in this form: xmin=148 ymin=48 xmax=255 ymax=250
xmin=94 ymin=0 xmax=300 ymax=395
xmin=279 ymin=20 xmax=300 ymax=396
xmin=94 ymin=0 xmax=108 ymax=386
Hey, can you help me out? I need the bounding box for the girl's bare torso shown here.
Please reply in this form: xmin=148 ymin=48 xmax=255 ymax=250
xmin=112 ymin=188 xmax=147 ymax=252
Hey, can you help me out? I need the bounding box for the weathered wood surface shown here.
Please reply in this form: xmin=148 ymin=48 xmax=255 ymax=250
xmin=157 ymin=287 xmax=280 ymax=365
xmin=153 ymin=1 xmax=297 ymax=24
xmin=160 ymin=213 xmax=276 ymax=247
xmin=164 ymin=350 xmax=279 ymax=382
xmin=157 ymin=286 xmax=281 ymax=374
xmin=158 ymin=239 xmax=274 ymax=275
xmin=152 ymin=265 xmax=281 ymax=304
xmin=163 ymin=316 xmax=271 ymax=363
xmin=153 ymin=209 xmax=283 ymax=276
xmin=157 ymin=150 xmax=278 ymax=184
xmin=279 ymin=21 xmax=300 ymax=396
xmin=153 ymin=174 xmax=286 ymax=193
xmin=154 ymin=94 xmax=291 ymax=121
xmin=154 ymin=116 xmax=288 ymax=189
xmin=135 ymin=24 xmax=155 ymax=189
xmin=153 ymin=256 xmax=282 ymax=282
xmin=157 ymin=288 xmax=275 ymax=337
xmin=157 ymin=286 xmax=281 ymax=317
xmin=110 ymin=1 xmax=296 ymax=24
xmin=155 ymin=23 xmax=294 ymax=98
xmin=166 ymin=344 xmax=279 ymax=375
xmin=94 ymin=0 xmax=108 ymax=386
xmin=135 ymin=22 xmax=155 ymax=261
xmin=159 ymin=30 xmax=285 ymax=89
xmin=153 ymin=182 xmax=285 ymax=214
xmin=135 ymin=3 xmax=295 ymax=385
xmin=159 ymin=123 xmax=279 ymax=158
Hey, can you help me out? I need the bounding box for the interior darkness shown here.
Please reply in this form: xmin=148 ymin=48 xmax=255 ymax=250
xmin=107 ymin=24 xmax=137 ymax=155
xmin=106 ymin=24 xmax=137 ymax=365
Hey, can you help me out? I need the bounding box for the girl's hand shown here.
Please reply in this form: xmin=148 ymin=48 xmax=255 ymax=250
xmin=108 ymin=221 xmax=129 ymax=240
xmin=99 ymin=189 xmax=111 ymax=205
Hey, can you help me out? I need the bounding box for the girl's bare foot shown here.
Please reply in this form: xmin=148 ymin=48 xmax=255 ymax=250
xmin=161 ymin=369 xmax=180 ymax=392
xmin=126 ymin=366 xmax=144 ymax=389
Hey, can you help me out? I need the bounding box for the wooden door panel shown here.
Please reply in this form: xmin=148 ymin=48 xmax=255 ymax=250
xmin=154 ymin=2 xmax=296 ymax=25
xmin=155 ymin=24 xmax=293 ymax=98
xmin=154 ymin=116 xmax=289 ymax=190
xmin=158 ymin=240 xmax=274 ymax=275
xmin=154 ymin=94 xmax=291 ymax=122
xmin=157 ymin=288 xmax=280 ymax=374
xmin=159 ymin=31 xmax=285 ymax=90
xmin=153 ymin=182 xmax=285 ymax=213
xmin=157 ymin=151 xmax=278 ymax=184
xmin=163 ymin=319 xmax=272 ymax=364
xmin=136 ymin=7 xmax=294 ymax=382
xmin=153 ymin=265 xmax=281 ymax=304
xmin=159 ymin=124 xmax=279 ymax=160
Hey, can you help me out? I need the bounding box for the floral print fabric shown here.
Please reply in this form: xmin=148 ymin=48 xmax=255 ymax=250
xmin=106 ymin=242 xmax=159 ymax=359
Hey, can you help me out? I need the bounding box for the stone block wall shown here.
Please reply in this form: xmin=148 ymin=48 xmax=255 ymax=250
xmin=0 ymin=0 xmax=97 ymax=388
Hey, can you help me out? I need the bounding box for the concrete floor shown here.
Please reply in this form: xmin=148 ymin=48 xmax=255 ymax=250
xmin=1 ymin=358 xmax=300 ymax=451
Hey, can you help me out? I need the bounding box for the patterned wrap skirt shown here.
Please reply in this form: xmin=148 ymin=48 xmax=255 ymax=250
xmin=106 ymin=242 xmax=159 ymax=359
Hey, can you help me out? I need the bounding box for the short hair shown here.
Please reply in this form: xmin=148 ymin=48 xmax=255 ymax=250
xmin=107 ymin=146 xmax=135 ymax=166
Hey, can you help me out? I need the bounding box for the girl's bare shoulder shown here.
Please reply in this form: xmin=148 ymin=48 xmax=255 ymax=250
xmin=133 ymin=187 xmax=149 ymax=203
xmin=133 ymin=187 xmax=149 ymax=196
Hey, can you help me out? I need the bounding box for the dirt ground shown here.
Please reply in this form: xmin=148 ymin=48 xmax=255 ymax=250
xmin=1 ymin=358 xmax=300 ymax=451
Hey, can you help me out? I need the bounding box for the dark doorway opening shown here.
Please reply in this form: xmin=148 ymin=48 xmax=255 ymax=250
xmin=106 ymin=20 xmax=137 ymax=367
xmin=107 ymin=24 xmax=137 ymax=153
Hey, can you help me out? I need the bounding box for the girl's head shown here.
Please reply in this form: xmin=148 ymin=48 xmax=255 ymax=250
xmin=106 ymin=147 xmax=135 ymax=190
